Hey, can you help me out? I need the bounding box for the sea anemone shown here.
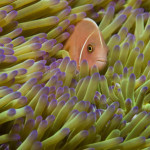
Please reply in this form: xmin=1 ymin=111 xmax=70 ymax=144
xmin=0 ymin=0 xmax=150 ymax=149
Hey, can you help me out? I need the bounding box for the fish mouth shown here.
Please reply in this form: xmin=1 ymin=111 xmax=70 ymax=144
xmin=96 ymin=59 xmax=107 ymax=70
xmin=96 ymin=59 xmax=107 ymax=63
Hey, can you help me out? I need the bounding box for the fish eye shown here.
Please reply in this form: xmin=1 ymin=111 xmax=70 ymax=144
xmin=87 ymin=44 xmax=93 ymax=53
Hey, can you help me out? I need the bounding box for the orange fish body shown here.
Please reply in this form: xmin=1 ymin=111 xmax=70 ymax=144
xmin=64 ymin=18 xmax=108 ymax=71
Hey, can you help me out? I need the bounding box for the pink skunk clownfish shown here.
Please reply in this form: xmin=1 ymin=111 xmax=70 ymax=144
xmin=64 ymin=18 xmax=108 ymax=71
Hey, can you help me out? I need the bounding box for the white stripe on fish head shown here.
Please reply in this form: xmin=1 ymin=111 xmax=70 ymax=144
xmin=79 ymin=30 xmax=95 ymax=66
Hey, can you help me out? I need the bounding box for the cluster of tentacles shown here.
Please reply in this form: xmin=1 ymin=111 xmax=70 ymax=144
xmin=0 ymin=0 xmax=150 ymax=149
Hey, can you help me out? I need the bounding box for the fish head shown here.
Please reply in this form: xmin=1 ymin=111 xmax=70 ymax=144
xmin=64 ymin=18 xmax=108 ymax=71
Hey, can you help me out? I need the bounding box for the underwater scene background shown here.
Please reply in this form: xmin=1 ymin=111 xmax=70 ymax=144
xmin=0 ymin=0 xmax=150 ymax=149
